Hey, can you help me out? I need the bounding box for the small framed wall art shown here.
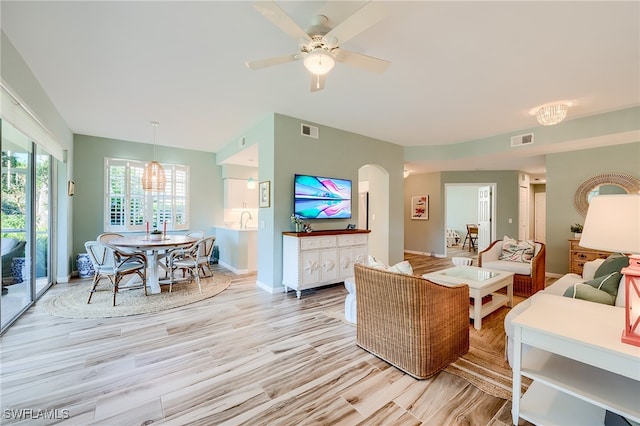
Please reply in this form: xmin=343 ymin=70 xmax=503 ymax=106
xmin=259 ymin=181 xmax=270 ymax=208
xmin=411 ymin=195 xmax=428 ymax=220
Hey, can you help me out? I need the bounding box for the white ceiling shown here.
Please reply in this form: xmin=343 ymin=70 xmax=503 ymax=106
xmin=2 ymin=1 xmax=639 ymax=175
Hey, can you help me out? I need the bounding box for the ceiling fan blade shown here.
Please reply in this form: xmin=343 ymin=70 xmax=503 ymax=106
xmin=253 ymin=1 xmax=311 ymax=43
xmin=310 ymin=74 xmax=326 ymax=92
xmin=324 ymin=1 xmax=387 ymax=46
xmin=245 ymin=53 xmax=301 ymax=70
xmin=334 ymin=49 xmax=390 ymax=74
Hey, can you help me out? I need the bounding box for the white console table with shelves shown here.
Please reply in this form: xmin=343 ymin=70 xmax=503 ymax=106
xmin=282 ymin=230 xmax=369 ymax=298
xmin=512 ymin=294 xmax=640 ymax=426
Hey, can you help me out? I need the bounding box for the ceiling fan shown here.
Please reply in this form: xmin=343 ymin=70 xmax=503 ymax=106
xmin=245 ymin=0 xmax=390 ymax=92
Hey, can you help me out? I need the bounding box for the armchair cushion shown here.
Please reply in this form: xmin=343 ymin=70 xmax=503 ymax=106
xmin=1 ymin=238 xmax=19 ymax=256
xmin=498 ymin=236 xmax=535 ymax=263
xmin=480 ymin=259 xmax=532 ymax=276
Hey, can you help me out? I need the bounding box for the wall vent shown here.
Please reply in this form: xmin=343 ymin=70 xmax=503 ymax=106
xmin=511 ymin=133 xmax=534 ymax=147
xmin=301 ymin=123 xmax=319 ymax=139
xmin=239 ymin=136 xmax=246 ymax=148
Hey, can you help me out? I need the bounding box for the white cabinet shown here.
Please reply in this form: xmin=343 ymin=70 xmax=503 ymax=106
xmin=337 ymin=234 xmax=368 ymax=279
xmin=512 ymin=296 xmax=640 ymax=425
xmin=224 ymin=178 xmax=258 ymax=209
xmin=282 ymin=230 xmax=369 ymax=298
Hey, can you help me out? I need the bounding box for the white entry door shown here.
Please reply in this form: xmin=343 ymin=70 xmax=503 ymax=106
xmin=477 ymin=186 xmax=493 ymax=251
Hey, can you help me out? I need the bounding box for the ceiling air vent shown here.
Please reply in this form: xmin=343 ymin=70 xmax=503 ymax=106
xmin=511 ymin=133 xmax=534 ymax=147
xmin=301 ymin=123 xmax=319 ymax=139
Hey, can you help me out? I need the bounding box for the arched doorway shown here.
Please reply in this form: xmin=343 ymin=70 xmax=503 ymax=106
xmin=358 ymin=164 xmax=390 ymax=264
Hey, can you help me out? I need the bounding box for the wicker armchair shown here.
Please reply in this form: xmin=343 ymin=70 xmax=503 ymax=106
xmin=354 ymin=263 xmax=469 ymax=379
xmin=478 ymin=240 xmax=546 ymax=297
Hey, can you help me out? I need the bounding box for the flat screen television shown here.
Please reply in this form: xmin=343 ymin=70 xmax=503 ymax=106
xmin=294 ymin=174 xmax=352 ymax=219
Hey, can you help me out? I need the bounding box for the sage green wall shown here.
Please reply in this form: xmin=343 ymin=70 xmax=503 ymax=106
xmin=442 ymin=171 xmax=520 ymax=247
xmin=72 ymin=134 xmax=222 ymax=259
xmin=405 ymin=170 xmax=519 ymax=256
xmin=404 ymin=172 xmax=442 ymax=255
xmin=216 ymin=114 xmax=276 ymax=291
xmin=260 ymin=113 xmax=404 ymax=291
xmin=546 ymin=142 xmax=640 ymax=274
xmin=2 ymin=30 xmax=74 ymax=282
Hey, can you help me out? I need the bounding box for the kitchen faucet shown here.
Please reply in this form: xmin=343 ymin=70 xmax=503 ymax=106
xmin=240 ymin=210 xmax=252 ymax=229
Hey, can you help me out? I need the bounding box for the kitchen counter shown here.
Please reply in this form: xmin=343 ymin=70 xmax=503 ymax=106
xmin=215 ymin=226 xmax=257 ymax=273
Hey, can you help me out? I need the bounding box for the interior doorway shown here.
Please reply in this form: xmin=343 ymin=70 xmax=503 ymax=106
xmin=359 ymin=164 xmax=389 ymax=264
xmin=444 ymin=183 xmax=496 ymax=256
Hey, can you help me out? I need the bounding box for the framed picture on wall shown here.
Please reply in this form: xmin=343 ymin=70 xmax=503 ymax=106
xmin=411 ymin=195 xmax=428 ymax=220
xmin=259 ymin=181 xmax=270 ymax=208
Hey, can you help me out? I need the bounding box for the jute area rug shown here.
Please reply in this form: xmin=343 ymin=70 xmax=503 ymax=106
xmin=42 ymin=273 xmax=231 ymax=319
xmin=324 ymin=306 xmax=530 ymax=400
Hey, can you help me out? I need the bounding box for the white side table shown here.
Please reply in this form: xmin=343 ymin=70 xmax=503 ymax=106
xmin=512 ymin=294 xmax=640 ymax=425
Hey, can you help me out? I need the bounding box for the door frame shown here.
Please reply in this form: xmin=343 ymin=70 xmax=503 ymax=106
xmin=444 ymin=183 xmax=496 ymax=257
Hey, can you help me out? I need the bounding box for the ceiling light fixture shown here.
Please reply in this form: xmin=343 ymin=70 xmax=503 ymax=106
xmin=247 ymin=177 xmax=256 ymax=189
xmin=142 ymin=121 xmax=166 ymax=192
xmin=530 ymin=101 xmax=572 ymax=126
xmin=303 ymin=49 xmax=335 ymax=75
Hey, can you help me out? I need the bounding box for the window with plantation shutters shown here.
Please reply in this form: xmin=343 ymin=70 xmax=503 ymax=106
xmin=104 ymin=158 xmax=190 ymax=232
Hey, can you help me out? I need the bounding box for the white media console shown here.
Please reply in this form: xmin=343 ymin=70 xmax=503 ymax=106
xmin=282 ymin=230 xmax=370 ymax=298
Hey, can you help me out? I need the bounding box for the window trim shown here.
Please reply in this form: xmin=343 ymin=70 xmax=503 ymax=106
xmin=104 ymin=157 xmax=189 ymax=232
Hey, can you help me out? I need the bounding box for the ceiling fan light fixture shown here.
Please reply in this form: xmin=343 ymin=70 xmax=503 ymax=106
xmin=530 ymin=101 xmax=572 ymax=126
xmin=303 ymin=49 xmax=335 ymax=75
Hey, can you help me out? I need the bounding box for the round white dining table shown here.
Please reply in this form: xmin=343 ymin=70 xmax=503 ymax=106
xmin=110 ymin=235 xmax=198 ymax=294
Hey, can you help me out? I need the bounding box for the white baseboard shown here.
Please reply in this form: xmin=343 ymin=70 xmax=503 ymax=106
xmin=256 ymin=280 xmax=283 ymax=294
xmin=545 ymin=272 xmax=563 ymax=278
xmin=405 ymin=249 xmax=432 ymax=256
xmin=218 ymin=261 xmax=248 ymax=275
xmin=404 ymin=250 xmax=448 ymax=258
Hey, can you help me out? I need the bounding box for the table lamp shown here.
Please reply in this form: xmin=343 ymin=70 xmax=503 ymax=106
xmin=579 ymin=194 xmax=640 ymax=347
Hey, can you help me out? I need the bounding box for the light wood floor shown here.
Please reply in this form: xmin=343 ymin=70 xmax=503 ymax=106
xmin=1 ymin=253 xmax=526 ymax=426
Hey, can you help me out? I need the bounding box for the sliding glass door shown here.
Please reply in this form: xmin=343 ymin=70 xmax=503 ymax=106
xmin=35 ymin=145 xmax=52 ymax=297
xmin=1 ymin=120 xmax=53 ymax=331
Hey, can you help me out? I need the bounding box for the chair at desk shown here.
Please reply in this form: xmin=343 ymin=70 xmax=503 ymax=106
xmin=462 ymin=224 xmax=478 ymax=251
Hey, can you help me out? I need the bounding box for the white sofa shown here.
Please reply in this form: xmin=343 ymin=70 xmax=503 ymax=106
xmin=504 ymin=258 xmax=625 ymax=367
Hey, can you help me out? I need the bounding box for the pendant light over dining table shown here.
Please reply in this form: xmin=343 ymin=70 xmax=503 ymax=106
xmin=142 ymin=121 xmax=166 ymax=192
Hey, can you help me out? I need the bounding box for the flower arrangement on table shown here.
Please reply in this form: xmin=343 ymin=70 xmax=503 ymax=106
xmin=149 ymin=229 xmax=163 ymax=240
xmin=291 ymin=214 xmax=304 ymax=232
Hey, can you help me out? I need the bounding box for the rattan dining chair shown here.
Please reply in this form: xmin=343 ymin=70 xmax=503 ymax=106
xmin=84 ymin=240 xmax=147 ymax=306
xmin=166 ymin=241 xmax=202 ymax=293
xmin=195 ymin=236 xmax=216 ymax=277
xmin=97 ymin=232 xmax=137 ymax=254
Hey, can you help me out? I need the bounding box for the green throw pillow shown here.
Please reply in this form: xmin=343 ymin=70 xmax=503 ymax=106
xmin=594 ymin=253 xmax=629 ymax=278
xmin=563 ymin=283 xmax=616 ymax=305
xmin=582 ymin=271 xmax=621 ymax=298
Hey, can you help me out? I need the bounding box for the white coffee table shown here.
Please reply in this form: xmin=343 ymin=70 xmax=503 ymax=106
xmin=423 ymin=265 xmax=514 ymax=330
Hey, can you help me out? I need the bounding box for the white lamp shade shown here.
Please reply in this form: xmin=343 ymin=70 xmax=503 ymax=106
xmin=303 ymin=50 xmax=335 ymax=75
xmin=580 ymin=194 xmax=640 ymax=253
